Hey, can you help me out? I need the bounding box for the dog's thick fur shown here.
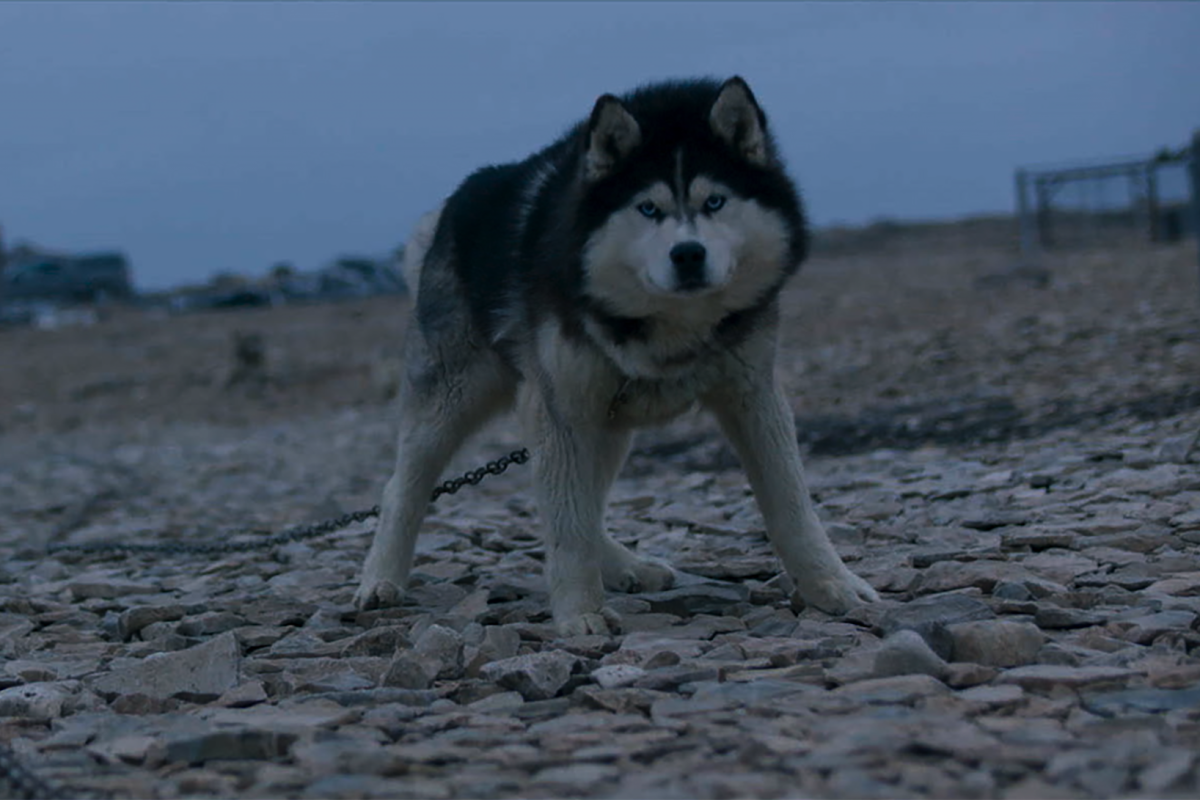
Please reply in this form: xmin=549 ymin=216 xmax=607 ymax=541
xmin=356 ymin=77 xmax=878 ymax=634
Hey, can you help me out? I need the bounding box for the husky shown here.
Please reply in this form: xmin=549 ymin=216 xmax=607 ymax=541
xmin=355 ymin=77 xmax=878 ymax=634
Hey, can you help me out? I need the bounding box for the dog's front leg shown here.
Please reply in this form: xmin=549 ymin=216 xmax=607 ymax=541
xmin=704 ymin=366 xmax=879 ymax=615
xmin=523 ymin=391 xmax=630 ymax=636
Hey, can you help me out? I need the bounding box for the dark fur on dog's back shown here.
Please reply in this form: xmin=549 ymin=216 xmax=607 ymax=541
xmin=427 ymin=79 xmax=809 ymax=365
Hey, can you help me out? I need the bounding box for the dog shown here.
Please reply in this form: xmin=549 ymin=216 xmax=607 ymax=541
xmin=355 ymin=77 xmax=879 ymax=635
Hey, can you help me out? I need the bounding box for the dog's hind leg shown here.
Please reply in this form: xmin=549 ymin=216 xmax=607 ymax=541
xmin=355 ymin=352 xmax=512 ymax=611
xmin=703 ymin=341 xmax=879 ymax=615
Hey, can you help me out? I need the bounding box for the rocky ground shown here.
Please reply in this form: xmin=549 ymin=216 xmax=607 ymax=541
xmin=1 ymin=232 xmax=1199 ymax=798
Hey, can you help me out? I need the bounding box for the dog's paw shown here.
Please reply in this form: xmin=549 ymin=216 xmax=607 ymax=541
xmin=354 ymin=579 xmax=405 ymax=611
xmin=554 ymin=607 xmax=621 ymax=637
xmin=603 ymin=556 xmax=676 ymax=594
xmin=795 ymin=569 xmax=879 ymax=615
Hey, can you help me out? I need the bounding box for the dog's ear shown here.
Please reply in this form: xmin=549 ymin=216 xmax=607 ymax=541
xmin=709 ymin=76 xmax=769 ymax=166
xmin=585 ymin=94 xmax=642 ymax=181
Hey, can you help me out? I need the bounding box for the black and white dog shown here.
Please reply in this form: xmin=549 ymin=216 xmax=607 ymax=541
xmin=355 ymin=77 xmax=878 ymax=634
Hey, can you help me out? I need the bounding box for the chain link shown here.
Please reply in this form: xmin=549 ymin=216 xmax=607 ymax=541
xmin=47 ymin=448 xmax=530 ymax=559
xmin=429 ymin=447 xmax=529 ymax=502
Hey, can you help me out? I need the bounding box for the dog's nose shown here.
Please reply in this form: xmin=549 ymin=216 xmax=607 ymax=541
xmin=669 ymin=241 xmax=708 ymax=290
xmin=670 ymin=241 xmax=707 ymax=268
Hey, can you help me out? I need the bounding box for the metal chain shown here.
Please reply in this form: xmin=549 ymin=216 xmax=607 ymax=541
xmin=429 ymin=447 xmax=530 ymax=502
xmin=47 ymin=447 xmax=530 ymax=559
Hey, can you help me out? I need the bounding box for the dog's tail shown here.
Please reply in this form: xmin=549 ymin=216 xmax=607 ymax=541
xmin=401 ymin=204 xmax=444 ymax=303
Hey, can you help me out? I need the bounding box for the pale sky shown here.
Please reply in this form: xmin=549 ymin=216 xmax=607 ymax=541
xmin=1 ymin=2 xmax=1197 ymax=289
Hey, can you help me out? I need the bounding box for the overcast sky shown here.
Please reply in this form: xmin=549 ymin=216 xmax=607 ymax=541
xmin=1 ymin=2 xmax=1197 ymax=289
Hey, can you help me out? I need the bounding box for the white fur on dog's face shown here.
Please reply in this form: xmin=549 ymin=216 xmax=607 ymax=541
xmin=582 ymin=176 xmax=791 ymax=319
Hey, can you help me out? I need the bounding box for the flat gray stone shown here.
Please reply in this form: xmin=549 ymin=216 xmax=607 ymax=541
xmin=946 ymin=620 xmax=1044 ymax=667
xmin=632 ymin=664 xmax=720 ymax=691
xmin=311 ymin=688 xmax=437 ymax=708
xmin=962 ymin=513 xmax=1028 ymax=531
xmin=478 ymin=626 xmax=521 ymax=662
xmin=117 ymin=604 xmax=186 ymax=640
xmin=380 ymin=654 xmax=435 ymax=690
xmin=176 ymin=611 xmax=248 ymax=637
xmin=91 ymin=631 xmax=241 ymax=700
xmin=1137 ymin=748 xmax=1196 ymax=794
xmin=532 ymin=763 xmax=620 ymax=790
xmin=466 ymin=690 xmax=525 ymax=714
xmin=944 ymin=661 xmax=998 ymax=688
xmin=916 ymin=560 xmax=1036 ymax=593
xmin=590 ymin=664 xmax=647 ymax=689
xmin=1075 ymin=563 xmax=1161 ymax=591
xmin=958 ymin=683 xmax=1025 ymax=709
xmin=1145 ymin=572 xmax=1200 ymax=596
xmin=413 ymin=624 xmax=464 ymax=679
xmin=215 ymin=680 xmax=269 ymax=708
xmin=165 ymin=730 xmax=296 ymax=765
xmin=266 ymin=631 xmax=330 ymax=658
xmin=0 ymin=683 xmax=70 ymax=720
xmin=691 ymin=679 xmax=815 ymax=706
xmin=199 ymin=698 xmax=359 ymax=732
xmin=829 ymin=674 xmax=949 ymax=705
xmin=479 ymin=650 xmax=579 ymax=701
xmin=996 ymin=665 xmax=1139 ymax=691
xmin=639 ymin=584 xmax=749 ymax=616
xmin=1034 ymin=605 xmax=1105 ymax=629
xmin=871 ymin=630 xmax=949 ymax=679
xmin=337 ymin=626 xmax=408 ymax=658
xmin=1086 ymin=527 xmax=1174 ymax=554
xmin=68 ymin=578 xmax=160 ymax=600
xmin=1108 ymin=610 xmax=1197 ymax=644
xmin=297 ymin=671 xmax=375 ymax=693
xmin=1082 ymin=685 xmax=1200 ymax=716
xmin=1002 ymin=529 xmax=1079 ymax=550
xmin=613 ymin=631 xmax=707 ymax=662
xmin=992 ymin=581 xmax=1034 ymax=601
xmin=1156 ymin=430 xmax=1199 ymax=464
xmin=878 ymin=593 xmax=995 ymax=659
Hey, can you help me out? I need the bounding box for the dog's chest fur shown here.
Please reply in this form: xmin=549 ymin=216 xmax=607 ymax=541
xmin=603 ymin=373 xmax=710 ymax=426
xmin=528 ymin=318 xmax=732 ymax=428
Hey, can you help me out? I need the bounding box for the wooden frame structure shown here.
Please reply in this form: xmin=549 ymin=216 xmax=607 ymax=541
xmin=1016 ymin=132 xmax=1199 ymax=260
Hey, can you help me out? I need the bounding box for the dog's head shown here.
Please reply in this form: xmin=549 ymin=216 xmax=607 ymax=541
xmin=577 ymin=77 xmax=806 ymax=316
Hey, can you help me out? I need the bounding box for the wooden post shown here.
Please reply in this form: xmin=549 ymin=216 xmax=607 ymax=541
xmin=1035 ymin=178 xmax=1054 ymax=251
xmin=1146 ymin=165 xmax=1160 ymax=243
xmin=1015 ymin=169 xmax=1038 ymax=256
xmin=1190 ymin=130 xmax=1200 ymax=279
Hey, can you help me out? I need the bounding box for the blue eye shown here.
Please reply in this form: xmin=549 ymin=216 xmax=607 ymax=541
xmin=704 ymin=194 xmax=727 ymax=212
xmin=636 ymin=200 xmax=660 ymax=219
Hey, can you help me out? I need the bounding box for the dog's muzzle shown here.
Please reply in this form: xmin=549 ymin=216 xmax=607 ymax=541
xmin=670 ymin=240 xmax=708 ymax=292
